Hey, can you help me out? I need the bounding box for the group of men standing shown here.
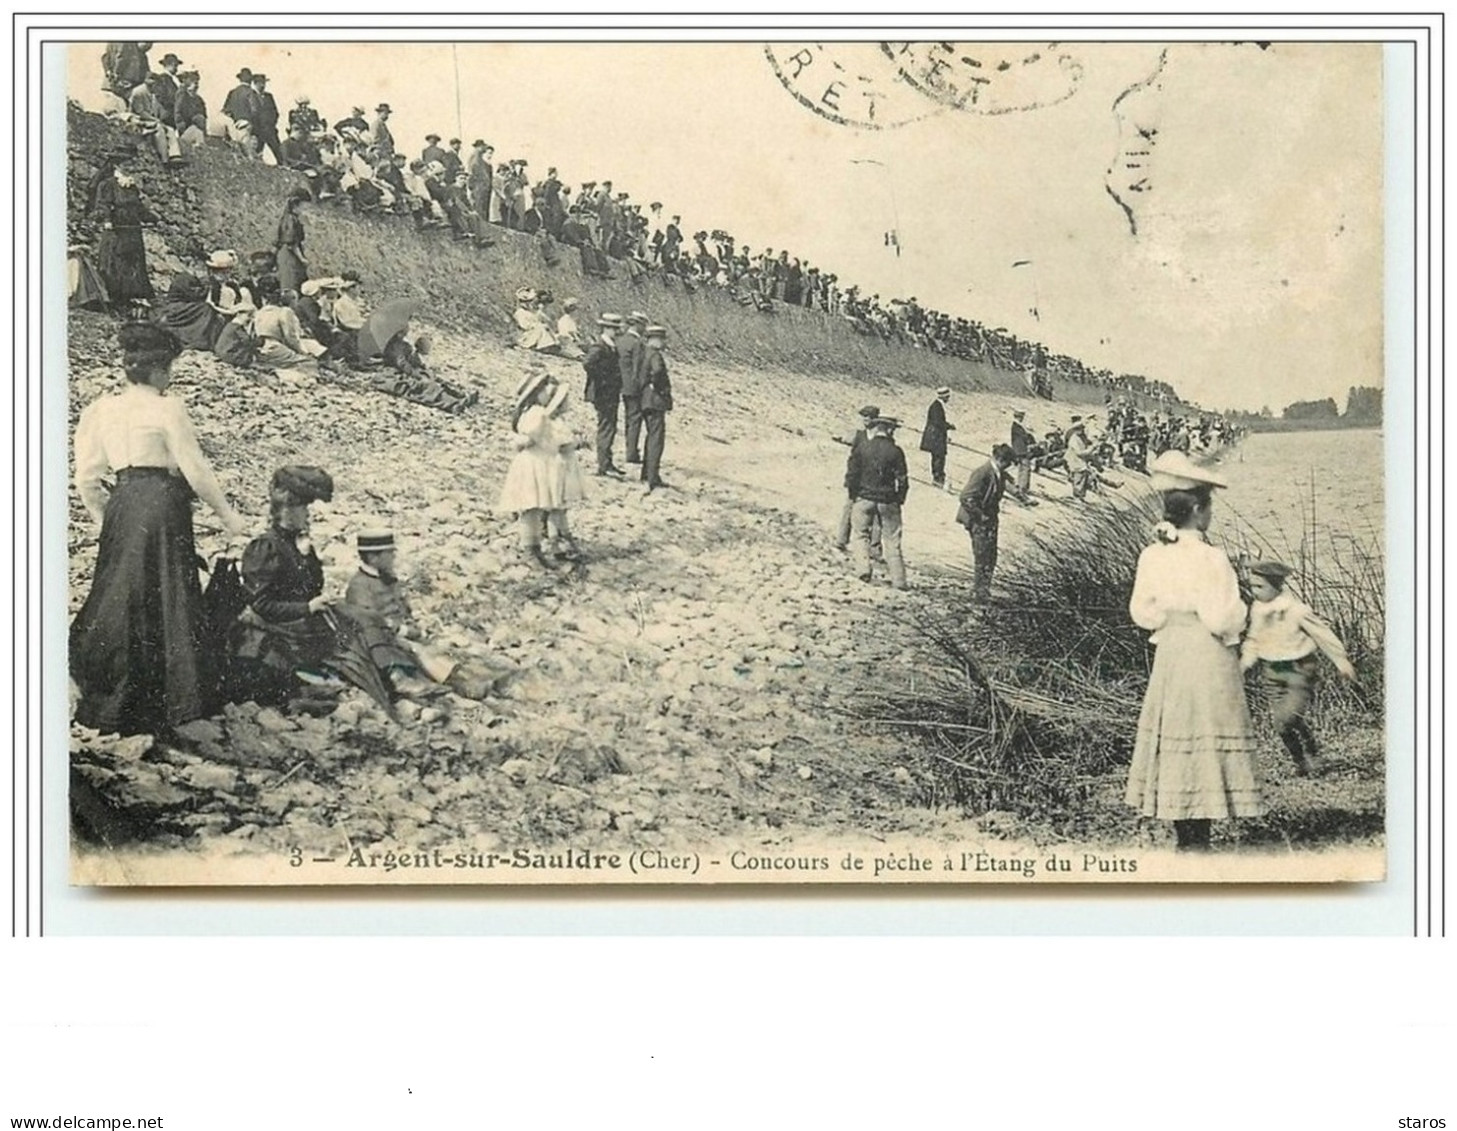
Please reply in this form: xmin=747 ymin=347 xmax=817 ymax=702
xmin=839 ymin=393 xmax=1038 ymax=602
xmin=582 ymin=311 xmax=674 ymax=494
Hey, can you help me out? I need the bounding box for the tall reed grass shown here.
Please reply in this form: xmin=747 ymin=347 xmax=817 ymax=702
xmin=855 ymin=492 xmax=1386 ymax=836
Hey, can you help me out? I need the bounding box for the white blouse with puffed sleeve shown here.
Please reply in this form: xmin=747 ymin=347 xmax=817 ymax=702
xmin=1129 ymin=533 xmax=1247 ymax=646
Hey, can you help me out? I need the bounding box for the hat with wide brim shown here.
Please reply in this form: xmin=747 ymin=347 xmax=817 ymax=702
xmin=858 ymin=404 xmax=881 ymax=419
xmin=206 ymin=249 xmax=238 ymax=270
xmin=514 ymin=371 xmax=553 ymax=414
xmin=270 ymin=465 xmax=334 ymax=506
xmin=545 ymin=383 xmax=571 ymax=416
xmin=1149 ymin=450 xmax=1229 ymax=491
xmin=869 ymin=416 xmax=901 ymax=430
xmin=597 ymin=313 xmax=624 ymax=328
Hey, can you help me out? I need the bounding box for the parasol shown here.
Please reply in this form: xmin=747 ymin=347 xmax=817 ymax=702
xmin=357 ymin=299 xmax=419 ymax=358
xmin=321 ymin=608 xmax=400 ymax=721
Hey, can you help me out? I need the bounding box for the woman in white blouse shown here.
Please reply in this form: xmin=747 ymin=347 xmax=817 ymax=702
xmin=1126 ymin=451 xmax=1262 ymax=851
xmin=70 ymin=322 xmax=248 ymax=737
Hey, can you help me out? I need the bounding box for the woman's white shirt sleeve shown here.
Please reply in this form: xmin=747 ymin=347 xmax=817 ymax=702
xmin=164 ymin=397 xmax=240 ymax=525
xmin=1130 ymin=538 xmax=1247 ymax=646
xmin=73 ymin=400 xmax=111 ymax=524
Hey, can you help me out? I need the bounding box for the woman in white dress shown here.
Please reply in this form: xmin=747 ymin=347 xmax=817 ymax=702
xmin=1126 ymin=451 xmax=1262 ymax=851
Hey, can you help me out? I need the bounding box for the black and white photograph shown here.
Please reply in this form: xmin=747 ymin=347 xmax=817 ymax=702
xmin=58 ymin=36 xmax=1390 ymax=886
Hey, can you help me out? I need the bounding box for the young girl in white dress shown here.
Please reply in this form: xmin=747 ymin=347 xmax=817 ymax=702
xmin=498 ymin=372 xmax=586 ymax=567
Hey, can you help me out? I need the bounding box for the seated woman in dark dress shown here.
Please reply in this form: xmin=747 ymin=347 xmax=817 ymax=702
xmin=228 ymin=465 xmax=336 ymax=706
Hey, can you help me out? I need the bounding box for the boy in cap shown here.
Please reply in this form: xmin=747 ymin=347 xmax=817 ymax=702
xmin=845 ymin=416 xmax=909 ymax=589
xmin=1240 ymin=560 xmax=1357 ymax=776
xmin=341 ymin=529 xmax=484 ymax=699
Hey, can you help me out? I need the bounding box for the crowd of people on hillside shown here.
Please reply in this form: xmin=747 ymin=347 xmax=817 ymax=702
xmin=90 ymin=42 xmax=1188 ymax=410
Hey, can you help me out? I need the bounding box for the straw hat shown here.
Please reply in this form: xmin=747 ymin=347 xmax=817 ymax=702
xmin=514 ymin=370 xmax=553 ymax=413
xmin=1148 ymin=450 xmax=1229 ymax=491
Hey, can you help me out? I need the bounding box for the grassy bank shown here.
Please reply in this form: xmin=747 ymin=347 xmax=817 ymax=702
xmin=856 ymin=500 xmax=1387 ymax=849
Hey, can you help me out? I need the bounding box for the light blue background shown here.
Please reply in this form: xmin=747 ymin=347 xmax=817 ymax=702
xmin=38 ymin=39 xmax=1420 ymax=935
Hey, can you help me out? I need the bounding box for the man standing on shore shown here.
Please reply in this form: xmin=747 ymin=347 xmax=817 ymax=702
xmin=846 ymin=416 xmax=909 ymax=590
xmin=1009 ymin=408 xmax=1039 ymax=506
xmin=617 ymin=311 xmax=649 ymax=465
xmin=834 ymin=404 xmax=882 ymax=552
xmin=583 ymin=313 xmax=625 ymax=476
xmin=957 ymin=444 xmax=1016 ymax=602
xmin=919 ymin=386 xmax=955 ymax=490
xmin=640 ymin=325 xmax=674 ymax=492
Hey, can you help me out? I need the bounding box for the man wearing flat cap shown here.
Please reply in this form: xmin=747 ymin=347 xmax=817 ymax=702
xmin=584 ymin=314 xmax=626 ymax=476
xmin=834 ymin=404 xmax=884 ymax=552
xmin=846 ymin=417 xmax=909 ymax=589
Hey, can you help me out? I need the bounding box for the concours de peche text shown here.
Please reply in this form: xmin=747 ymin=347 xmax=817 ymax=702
xmin=336 ymin=846 xmax=1138 ymax=877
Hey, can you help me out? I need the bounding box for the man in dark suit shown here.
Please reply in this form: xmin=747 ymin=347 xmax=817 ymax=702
xmin=639 ymin=325 xmax=674 ymax=492
xmin=1009 ymin=409 xmax=1039 ymax=505
xmin=617 ymin=311 xmax=648 ymax=464
xmin=151 ymin=52 xmax=183 ymax=128
xmin=222 ymin=68 xmax=261 ymax=155
xmin=834 ymin=404 xmax=880 ymax=550
xmin=440 ymin=138 xmax=464 ymax=184
xmin=583 ymin=314 xmax=625 ymax=476
xmin=422 ymin=133 xmax=447 ymax=168
xmin=919 ymin=386 xmax=955 ymax=489
xmin=250 ymin=73 xmax=283 ymax=164
xmin=661 ymin=216 xmax=683 ymax=271
xmin=846 ymin=417 xmax=909 ymax=589
xmin=467 ymin=141 xmax=493 ymax=216
xmin=956 ymin=444 xmax=1016 ymax=602
xmin=372 ymin=103 xmax=395 ymax=161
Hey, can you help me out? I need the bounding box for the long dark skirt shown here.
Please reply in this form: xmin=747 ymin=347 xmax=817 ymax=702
xmin=95 ymin=225 xmax=154 ymax=304
xmin=276 ymin=246 xmax=307 ymax=293
xmin=70 ymin=470 xmax=210 ymax=735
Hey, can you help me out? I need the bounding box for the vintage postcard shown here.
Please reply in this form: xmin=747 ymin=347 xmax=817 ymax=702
xmin=58 ymin=37 xmax=1390 ymax=885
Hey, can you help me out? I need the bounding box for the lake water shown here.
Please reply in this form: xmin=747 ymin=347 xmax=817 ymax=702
xmin=1211 ymin=427 xmax=1384 ymax=556
xmin=1207 ymin=428 xmax=1385 ymax=621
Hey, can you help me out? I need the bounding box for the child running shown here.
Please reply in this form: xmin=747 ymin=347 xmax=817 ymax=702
xmin=1240 ymin=559 xmax=1358 ymax=776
